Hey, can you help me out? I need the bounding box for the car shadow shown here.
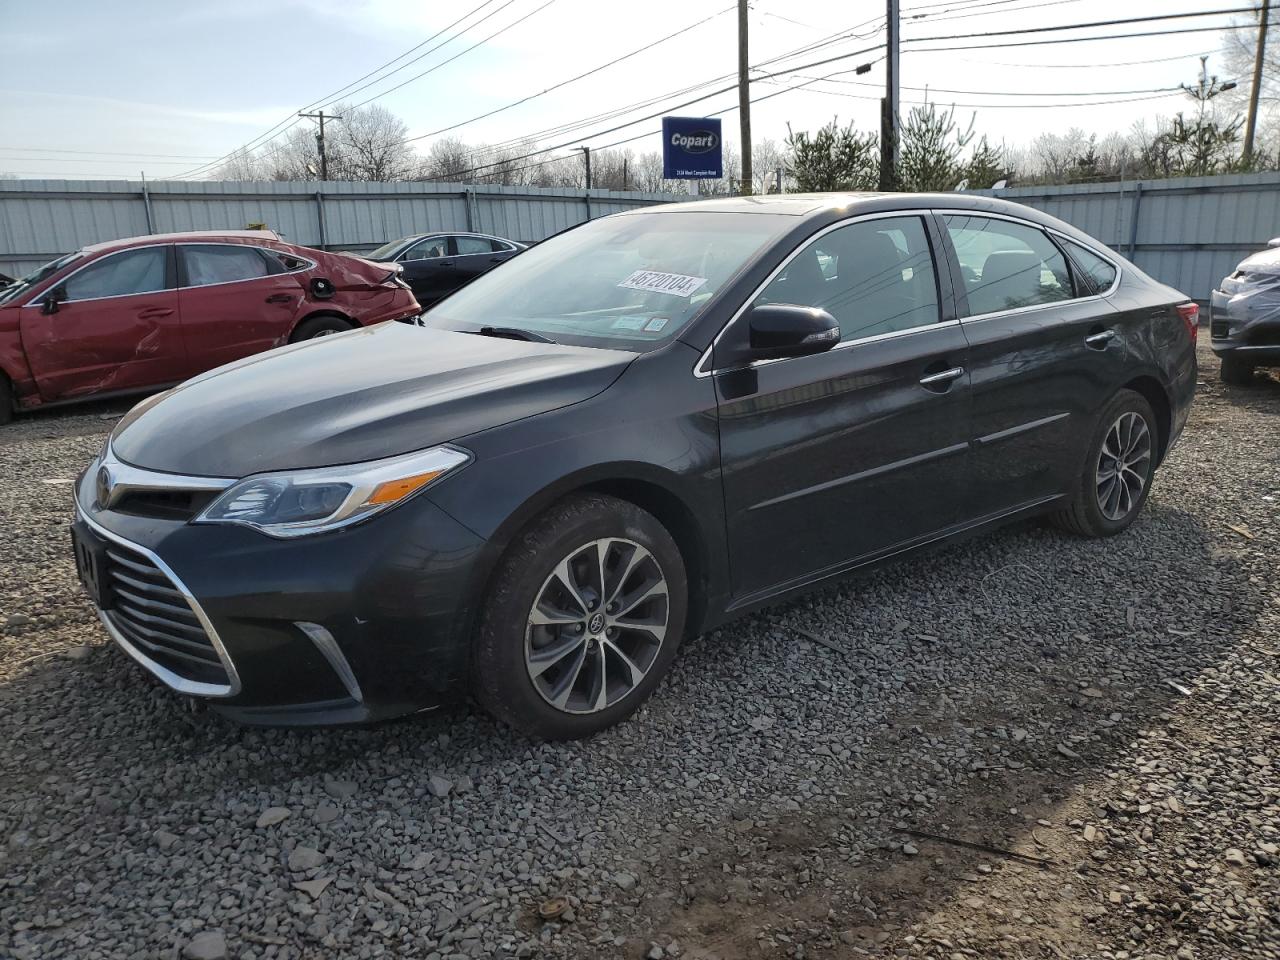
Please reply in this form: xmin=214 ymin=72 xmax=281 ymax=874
xmin=0 ymin=502 xmax=1259 ymax=959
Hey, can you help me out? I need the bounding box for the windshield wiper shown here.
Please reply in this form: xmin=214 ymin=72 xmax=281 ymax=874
xmin=474 ymin=326 xmax=557 ymax=344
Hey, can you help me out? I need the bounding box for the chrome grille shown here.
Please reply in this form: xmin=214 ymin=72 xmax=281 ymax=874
xmin=103 ymin=543 xmax=230 ymax=687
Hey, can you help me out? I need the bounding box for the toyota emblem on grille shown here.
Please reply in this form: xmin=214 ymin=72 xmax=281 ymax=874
xmin=95 ymin=466 xmax=114 ymax=507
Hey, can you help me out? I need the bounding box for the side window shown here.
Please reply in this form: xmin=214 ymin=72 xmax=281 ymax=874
xmin=455 ymin=236 xmax=494 ymax=256
xmin=182 ymin=245 xmax=271 ymax=287
xmin=754 ymin=216 xmax=941 ymax=341
xmin=260 ymin=249 xmax=310 ymax=274
xmin=1063 ymin=239 xmax=1118 ymax=293
xmin=944 ymin=216 xmax=1072 ymax=315
xmin=404 ymin=237 xmax=448 ymax=261
xmin=62 ymin=247 xmax=168 ymax=301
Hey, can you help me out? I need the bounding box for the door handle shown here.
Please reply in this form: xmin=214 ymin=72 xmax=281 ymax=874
xmin=489 ymin=256 xmax=504 ymax=263
xmin=265 ymin=293 xmax=293 ymax=304
xmin=919 ymin=366 xmax=965 ymax=388
xmin=439 ymin=260 xmax=454 ymax=267
xmin=1085 ymin=329 xmax=1116 ymax=348
xmin=136 ymin=307 xmax=173 ymax=320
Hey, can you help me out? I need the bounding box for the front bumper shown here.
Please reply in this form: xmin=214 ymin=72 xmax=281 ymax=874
xmin=1209 ymin=286 xmax=1280 ymax=363
xmin=73 ymin=469 xmax=485 ymax=725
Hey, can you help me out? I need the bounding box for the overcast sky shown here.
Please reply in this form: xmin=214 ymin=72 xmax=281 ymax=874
xmin=0 ymin=0 xmax=1256 ymax=181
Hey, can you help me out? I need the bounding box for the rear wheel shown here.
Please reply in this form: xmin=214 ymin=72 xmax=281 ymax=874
xmin=1051 ymin=389 xmax=1157 ymax=538
xmin=1220 ymin=355 xmax=1256 ymax=385
xmin=290 ymin=314 xmax=353 ymax=342
xmin=472 ymin=494 xmax=687 ymax=740
xmin=0 ymin=374 xmax=12 ymax=425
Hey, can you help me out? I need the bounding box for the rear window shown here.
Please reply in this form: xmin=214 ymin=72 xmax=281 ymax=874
xmin=1063 ymin=239 xmax=1118 ymax=292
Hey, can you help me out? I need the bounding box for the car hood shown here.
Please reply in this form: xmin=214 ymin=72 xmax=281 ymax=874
xmin=1236 ymin=245 xmax=1280 ymax=275
xmin=111 ymin=322 xmax=635 ymax=477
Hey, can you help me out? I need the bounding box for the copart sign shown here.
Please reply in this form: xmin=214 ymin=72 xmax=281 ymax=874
xmin=662 ymin=116 xmax=723 ymax=180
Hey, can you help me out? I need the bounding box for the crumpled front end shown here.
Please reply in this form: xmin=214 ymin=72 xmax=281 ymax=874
xmin=1210 ymin=252 xmax=1280 ymax=363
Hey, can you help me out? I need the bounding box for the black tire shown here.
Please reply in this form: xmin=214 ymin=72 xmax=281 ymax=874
xmin=290 ymin=314 xmax=353 ymax=342
xmin=1220 ymin=355 xmax=1256 ymax=385
xmin=0 ymin=374 xmax=12 ymax=425
xmin=1051 ymin=389 xmax=1158 ymax=538
xmin=472 ymin=493 xmax=688 ymax=740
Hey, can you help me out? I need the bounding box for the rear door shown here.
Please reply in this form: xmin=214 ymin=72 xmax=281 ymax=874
xmin=451 ymin=235 xmax=511 ymax=287
xmin=714 ymin=213 xmax=972 ymax=603
xmin=18 ymin=245 xmax=184 ymax=401
xmin=938 ymin=212 xmax=1128 ymax=521
xmin=396 ymin=235 xmax=455 ymax=307
xmin=175 ymin=243 xmax=307 ymax=375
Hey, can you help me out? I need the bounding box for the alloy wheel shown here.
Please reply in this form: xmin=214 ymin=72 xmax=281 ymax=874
xmin=524 ymin=538 xmax=668 ymax=715
xmin=1095 ymin=411 xmax=1152 ymax=521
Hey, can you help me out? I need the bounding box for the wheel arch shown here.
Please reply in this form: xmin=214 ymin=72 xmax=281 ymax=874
xmin=1120 ymin=374 xmax=1172 ymax=464
xmin=452 ymin=463 xmax=719 ymax=653
xmin=288 ymin=309 xmax=356 ymax=340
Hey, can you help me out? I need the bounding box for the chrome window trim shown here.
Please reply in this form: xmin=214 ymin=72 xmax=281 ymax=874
xmin=74 ymin=502 xmax=242 ymax=698
xmin=32 ymin=244 xmax=176 ymax=307
xmin=694 ymin=210 xmax=947 ymax=378
xmin=175 ymin=241 xmax=316 ymax=291
xmin=30 ymin=241 xmax=318 ymax=306
xmin=932 ymin=208 xmax=1123 ymax=301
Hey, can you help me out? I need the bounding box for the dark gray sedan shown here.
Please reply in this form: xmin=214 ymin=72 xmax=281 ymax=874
xmin=363 ymin=231 xmax=525 ymax=307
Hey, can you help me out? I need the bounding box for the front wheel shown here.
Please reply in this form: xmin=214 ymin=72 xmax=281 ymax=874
xmin=1219 ymin=355 xmax=1256 ymax=385
xmin=472 ymin=494 xmax=687 ymax=740
xmin=1051 ymin=389 xmax=1157 ymax=538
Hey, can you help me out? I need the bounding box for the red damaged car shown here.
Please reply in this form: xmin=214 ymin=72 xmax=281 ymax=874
xmin=0 ymin=230 xmax=420 ymax=422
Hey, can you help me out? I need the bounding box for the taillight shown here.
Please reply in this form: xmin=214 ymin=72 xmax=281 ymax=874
xmin=1175 ymin=302 xmax=1199 ymax=341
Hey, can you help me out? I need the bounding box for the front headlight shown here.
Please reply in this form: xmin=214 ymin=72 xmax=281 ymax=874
xmin=194 ymin=445 xmax=470 ymax=538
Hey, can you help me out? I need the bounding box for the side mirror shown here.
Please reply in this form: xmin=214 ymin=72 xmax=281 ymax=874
xmin=41 ymin=286 xmax=66 ymax=315
xmin=746 ymin=303 xmax=840 ymax=360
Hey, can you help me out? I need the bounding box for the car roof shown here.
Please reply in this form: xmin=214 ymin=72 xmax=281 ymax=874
xmin=403 ymin=231 xmax=520 ymax=243
xmin=613 ymin=191 xmax=1100 ymax=245
xmin=82 ymin=229 xmax=282 ymax=253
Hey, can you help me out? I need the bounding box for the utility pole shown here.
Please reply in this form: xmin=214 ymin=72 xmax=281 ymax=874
xmin=580 ymin=146 xmax=592 ymax=190
xmin=880 ymin=0 xmax=900 ymax=191
xmin=738 ymin=0 xmax=752 ymax=195
xmin=298 ymin=109 xmax=342 ymax=181
xmin=1245 ymin=0 xmax=1271 ymax=161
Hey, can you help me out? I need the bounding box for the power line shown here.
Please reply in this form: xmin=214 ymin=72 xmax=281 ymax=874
xmin=399 ymin=5 xmax=734 ymax=145
xmin=301 ymin=0 xmax=507 ymax=111
xmin=960 ymin=50 xmax=1213 ymax=68
xmin=0 ymin=147 xmax=221 ymax=160
xmin=347 ymin=0 xmax=558 ymax=108
xmin=414 ymin=9 xmax=1269 ymax=184
xmin=165 ymin=0 xmax=518 ymax=180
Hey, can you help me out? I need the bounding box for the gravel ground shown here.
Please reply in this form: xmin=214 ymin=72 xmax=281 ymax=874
xmin=1 ymin=339 xmax=1277 ymax=960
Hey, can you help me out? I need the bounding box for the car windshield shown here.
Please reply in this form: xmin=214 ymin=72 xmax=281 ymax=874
xmin=366 ymin=237 xmax=412 ymax=260
xmin=425 ymin=211 xmax=791 ymax=349
xmin=0 ymin=252 xmax=82 ymax=305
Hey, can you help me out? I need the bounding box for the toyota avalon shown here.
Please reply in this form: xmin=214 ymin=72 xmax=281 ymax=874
xmin=71 ymin=194 xmax=1197 ymax=739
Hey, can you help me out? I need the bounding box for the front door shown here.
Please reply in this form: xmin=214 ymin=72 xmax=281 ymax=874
xmin=715 ymin=214 xmax=972 ymax=604
xmin=19 ymin=244 xmax=184 ymax=402
xmin=176 ymin=243 xmax=307 ymax=375
xmin=938 ymin=213 xmax=1129 ymax=520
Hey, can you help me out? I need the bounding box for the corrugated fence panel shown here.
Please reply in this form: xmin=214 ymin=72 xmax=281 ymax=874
xmin=971 ymin=171 xmax=1280 ymax=301
xmin=9 ymin=174 xmax=1280 ymax=300
xmin=0 ymin=179 xmax=680 ymax=275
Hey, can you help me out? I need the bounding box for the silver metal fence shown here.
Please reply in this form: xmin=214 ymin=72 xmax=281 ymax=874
xmin=0 ymin=179 xmax=682 ymax=277
xmin=971 ymin=171 xmax=1280 ymax=302
xmin=5 ymin=173 xmax=1279 ymax=299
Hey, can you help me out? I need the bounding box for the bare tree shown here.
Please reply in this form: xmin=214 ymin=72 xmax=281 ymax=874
xmin=331 ymin=104 xmax=415 ymax=181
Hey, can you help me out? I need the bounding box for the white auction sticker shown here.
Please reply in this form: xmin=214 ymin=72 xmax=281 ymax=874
xmin=617 ymin=270 xmax=708 ymax=298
